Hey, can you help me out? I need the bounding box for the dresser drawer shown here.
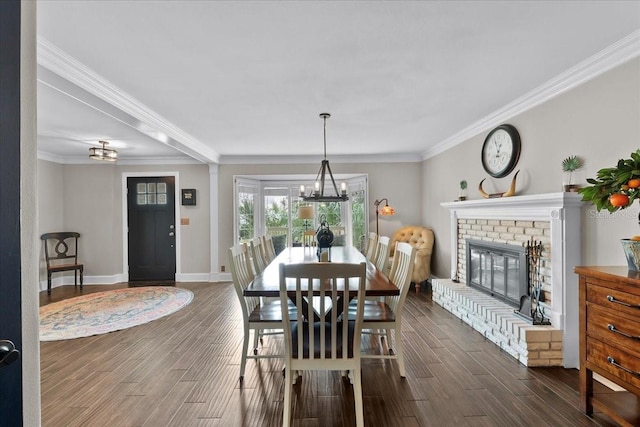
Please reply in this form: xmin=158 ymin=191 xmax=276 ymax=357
xmin=587 ymin=337 xmax=640 ymax=392
xmin=587 ymin=304 xmax=640 ymax=358
xmin=586 ymin=283 xmax=640 ymax=318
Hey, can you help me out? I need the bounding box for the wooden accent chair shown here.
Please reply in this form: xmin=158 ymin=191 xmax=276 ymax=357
xmin=279 ymin=262 xmax=367 ymax=427
xmin=41 ymin=232 xmax=84 ymax=295
xmin=354 ymin=242 xmax=416 ymax=377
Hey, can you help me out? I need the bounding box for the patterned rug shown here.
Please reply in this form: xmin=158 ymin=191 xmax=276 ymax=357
xmin=39 ymin=286 xmax=194 ymax=341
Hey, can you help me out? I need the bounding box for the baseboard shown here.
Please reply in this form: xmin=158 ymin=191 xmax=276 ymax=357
xmin=38 ymin=273 xmax=126 ymax=292
xmin=175 ymin=272 xmax=211 ymax=282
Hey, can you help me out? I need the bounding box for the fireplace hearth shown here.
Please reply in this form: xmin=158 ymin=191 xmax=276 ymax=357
xmin=440 ymin=192 xmax=584 ymax=368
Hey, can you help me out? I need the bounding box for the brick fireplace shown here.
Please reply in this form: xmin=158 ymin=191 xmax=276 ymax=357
xmin=438 ymin=192 xmax=583 ymax=368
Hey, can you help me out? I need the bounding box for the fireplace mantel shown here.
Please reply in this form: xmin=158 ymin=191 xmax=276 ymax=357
xmin=441 ymin=192 xmax=584 ymax=367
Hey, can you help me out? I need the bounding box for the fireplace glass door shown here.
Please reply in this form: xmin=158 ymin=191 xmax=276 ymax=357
xmin=466 ymin=239 xmax=528 ymax=307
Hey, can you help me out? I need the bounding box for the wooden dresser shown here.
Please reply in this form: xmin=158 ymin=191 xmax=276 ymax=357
xmin=575 ymin=266 xmax=640 ymax=426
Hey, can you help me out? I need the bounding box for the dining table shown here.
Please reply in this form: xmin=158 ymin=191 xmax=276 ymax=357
xmin=244 ymin=245 xmax=399 ymax=298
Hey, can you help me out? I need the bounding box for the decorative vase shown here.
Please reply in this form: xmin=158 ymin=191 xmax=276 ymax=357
xmin=620 ymin=239 xmax=640 ymax=271
xmin=562 ymin=170 xmax=582 ymax=192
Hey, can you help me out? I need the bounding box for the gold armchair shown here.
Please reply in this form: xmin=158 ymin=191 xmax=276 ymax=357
xmin=389 ymin=226 xmax=434 ymax=290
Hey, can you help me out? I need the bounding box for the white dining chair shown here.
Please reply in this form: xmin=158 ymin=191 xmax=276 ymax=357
xmin=279 ymin=262 xmax=367 ymax=427
xmin=354 ymin=241 xmax=416 ymax=377
xmin=373 ymin=235 xmax=391 ymax=274
xmin=229 ymin=243 xmax=293 ymax=380
xmin=364 ymin=232 xmax=378 ymax=263
xmin=249 ymin=236 xmax=269 ymax=275
xmin=262 ymin=234 xmax=277 ymax=263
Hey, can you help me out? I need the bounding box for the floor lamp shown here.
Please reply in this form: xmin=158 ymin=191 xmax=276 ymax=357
xmin=374 ymin=198 xmax=395 ymax=234
xmin=298 ymin=205 xmax=315 ymax=247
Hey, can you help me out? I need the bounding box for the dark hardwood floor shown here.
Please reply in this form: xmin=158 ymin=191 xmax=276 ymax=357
xmin=40 ymin=282 xmax=618 ymax=426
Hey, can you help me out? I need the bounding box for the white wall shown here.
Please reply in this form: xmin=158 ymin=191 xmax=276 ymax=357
xmin=424 ymin=57 xmax=640 ymax=278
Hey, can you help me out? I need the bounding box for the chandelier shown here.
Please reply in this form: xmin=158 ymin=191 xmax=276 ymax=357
xmin=299 ymin=113 xmax=348 ymax=202
xmin=89 ymin=140 xmax=118 ymax=162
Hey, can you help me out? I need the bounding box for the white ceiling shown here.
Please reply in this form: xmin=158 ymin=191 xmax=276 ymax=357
xmin=36 ymin=1 xmax=640 ymax=164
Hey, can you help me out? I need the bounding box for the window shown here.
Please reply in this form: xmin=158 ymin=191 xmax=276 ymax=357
xmin=233 ymin=175 xmax=368 ymax=251
xmin=348 ymin=176 xmax=367 ymax=250
xmin=234 ymin=178 xmax=258 ymax=243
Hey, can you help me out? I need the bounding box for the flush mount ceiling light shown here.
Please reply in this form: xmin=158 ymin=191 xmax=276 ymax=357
xmin=299 ymin=113 xmax=348 ymax=202
xmin=89 ymin=140 xmax=118 ymax=162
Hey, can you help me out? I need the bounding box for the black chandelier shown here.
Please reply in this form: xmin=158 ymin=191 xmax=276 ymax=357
xmin=299 ymin=113 xmax=348 ymax=202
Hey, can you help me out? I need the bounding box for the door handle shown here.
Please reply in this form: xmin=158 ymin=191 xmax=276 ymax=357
xmin=0 ymin=340 xmax=20 ymax=367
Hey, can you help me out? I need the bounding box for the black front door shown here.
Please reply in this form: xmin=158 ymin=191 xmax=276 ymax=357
xmin=0 ymin=1 xmax=23 ymax=424
xmin=127 ymin=177 xmax=176 ymax=281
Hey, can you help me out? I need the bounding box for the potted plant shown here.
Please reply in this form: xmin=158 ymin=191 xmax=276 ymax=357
xmin=458 ymin=179 xmax=468 ymax=201
xmin=561 ymin=155 xmax=584 ymax=192
xmin=578 ymin=149 xmax=640 ymax=270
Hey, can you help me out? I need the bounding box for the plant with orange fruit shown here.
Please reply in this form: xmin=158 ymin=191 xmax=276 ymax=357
xmin=578 ymin=149 xmax=640 ymax=212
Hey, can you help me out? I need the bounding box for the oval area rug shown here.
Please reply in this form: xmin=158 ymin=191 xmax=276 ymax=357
xmin=40 ymin=286 xmax=194 ymax=341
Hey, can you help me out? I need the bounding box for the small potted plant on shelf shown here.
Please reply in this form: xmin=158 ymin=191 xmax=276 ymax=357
xmin=578 ymin=148 xmax=640 ymax=270
xmin=458 ymin=179 xmax=468 ymax=201
xmin=561 ymin=155 xmax=584 ymax=192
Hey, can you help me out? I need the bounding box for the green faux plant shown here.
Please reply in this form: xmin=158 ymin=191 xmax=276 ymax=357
xmin=578 ymin=149 xmax=640 ymax=212
xmin=561 ymin=155 xmax=584 ymax=191
xmin=458 ymin=179 xmax=468 ymax=201
xmin=562 ymin=155 xmax=583 ymax=174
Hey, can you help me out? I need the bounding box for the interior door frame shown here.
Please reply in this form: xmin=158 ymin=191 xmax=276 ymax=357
xmin=122 ymin=171 xmax=181 ymax=282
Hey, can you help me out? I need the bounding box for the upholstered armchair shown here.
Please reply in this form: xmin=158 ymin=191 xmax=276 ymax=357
xmin=389 ymin=226 xmax=435 ymax=289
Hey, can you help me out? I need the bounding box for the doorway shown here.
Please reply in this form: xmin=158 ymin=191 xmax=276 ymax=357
xmin=126 ymin=176 xmax=177 ymax=281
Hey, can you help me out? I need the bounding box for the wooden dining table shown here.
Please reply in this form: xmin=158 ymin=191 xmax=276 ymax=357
xmin=244 ymin=245 xmax=399 ymax=298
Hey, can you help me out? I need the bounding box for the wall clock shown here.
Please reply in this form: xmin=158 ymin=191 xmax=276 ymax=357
xmin=481 ymin=124 xmax=521 ymax=178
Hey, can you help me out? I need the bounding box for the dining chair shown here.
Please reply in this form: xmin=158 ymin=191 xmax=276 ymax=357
xmin=373 ymin=235 xmax=391 ymax=274
xmin=229 ymin=243 xmax=293 ymax=380
xmin=279 ymin=262 xmax=367 ymax=427
xmin=40 ymin=232 xmax=84 ymax=295
xmin=249 ymin=236 xmax=269 ymax=275
xmin=262 ymin=234 xmax=277 ymax=263
xmin=353 ymin=241 xmax=416 ymax=377
xmin=364 ymin=232 xmax=378 ymax=263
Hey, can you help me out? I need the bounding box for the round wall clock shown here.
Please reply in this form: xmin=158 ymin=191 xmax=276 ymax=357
xmin=481 ymin=124 xmax=521 ymax=178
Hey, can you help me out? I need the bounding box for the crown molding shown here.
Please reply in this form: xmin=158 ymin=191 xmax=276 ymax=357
xmin=37 ymin=150 xmax=201 ymax=165
xmin=422 ymin=29 xmax=640 ymax=160
xmin=37 ymin=150 xmax=67 ymax=164
xmin=37 ymin=37 xmax=220 ymax=164
xmin=219 ymin=152 xmax=422 ymax=165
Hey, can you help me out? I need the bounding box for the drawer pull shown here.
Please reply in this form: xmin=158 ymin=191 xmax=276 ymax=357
xmin=606 ymin=295 xmax=640 ymax=309
xmin=607 ymin=356 xmax=640 ymax=377
xmin=607 ymin=324 xmax=640 ymax=340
